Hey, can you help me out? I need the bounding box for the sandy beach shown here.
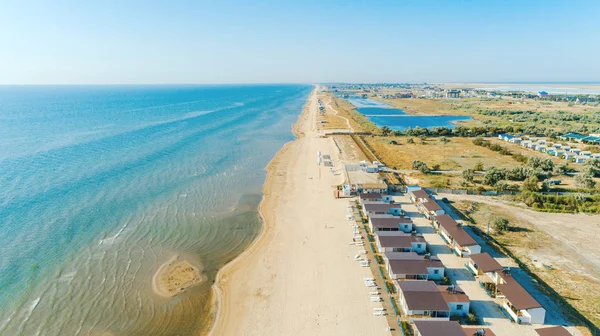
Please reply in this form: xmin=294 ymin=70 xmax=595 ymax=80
xmin=153 ymin=255 xmax=204 ymax=298
xmin=209 ymin=87 xmax=389 ymax=335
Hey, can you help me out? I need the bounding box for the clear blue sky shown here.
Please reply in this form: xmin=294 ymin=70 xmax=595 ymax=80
xmin=1 ymin=0 xmax=599 ymax=84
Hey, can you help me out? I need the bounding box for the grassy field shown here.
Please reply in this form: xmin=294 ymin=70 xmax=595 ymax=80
xmin=363 ymin=135 xmax=525 ymax=188
xmin=452 ymin=200 xmax=600 ymax=333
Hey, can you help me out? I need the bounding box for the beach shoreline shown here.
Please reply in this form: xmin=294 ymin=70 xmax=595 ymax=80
xmin=207 ymin=86 xmax=315 ymax=335
xmin=208 ymin=84 xmax=389 ymax=335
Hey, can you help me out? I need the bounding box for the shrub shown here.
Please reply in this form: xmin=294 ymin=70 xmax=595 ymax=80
xmin=483 ymin=167 xmax=505 ymax=185
xmin=474 ymin=161 xmax=484 ymax=171
xmin=493 ymin=216 xmax=510 ymax=232
xmin=407 ymin=137 xmax=415 ymax=144
xmin=462 ymin=169 xmax=475 ymax=182
xmin=466 ymin=313 xmax=478 ymax=325
xmin=412 ymin=160 xmax=431 ymax=174
xmin=522 ymin=175 xmax=540 ymax=192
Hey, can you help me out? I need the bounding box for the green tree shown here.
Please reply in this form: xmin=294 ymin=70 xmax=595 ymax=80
xmin=522 ymin=175 xmax=540 ymax=192
xmin=389 ymin=140 xmax=399 ymax=145
xmin=575 ymin=173 xmax=596 ymax=189
xmin=381 ymin=126 xmax=391 ymax=136
xmin=412 ymin=160 xmax=431 ymax=174
xmin=462 ymin=169 xmax=475 ymax=182
xmin=493 ymin=217 xmax=510 ymax=232
xmin=474 ymin=161 xmax=484 ymax=171
xmin=483 ymin=167 xmax=505 ymax=186
xmin=440 ymin=136 xmax=450 ymax=144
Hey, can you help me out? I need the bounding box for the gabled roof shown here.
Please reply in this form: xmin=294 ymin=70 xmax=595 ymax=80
xmin=469 ymin=253 xmax=503 ymax=273
xmin=369 ymin=217 xmax=413 ymax=229
xmin=409 ymin=189 xmax=429 ymax=199
xmin=388 ymin=259 xmax=443 ymax=275
xmin=421 ymin=198 xmax=442 ymax=211
xmin=376 ymin=234 xmax=425 ymax=248
xmin=359 ymin=192 xmax=382 ymax=200
xmin=414 ymin=321 xmax=467 ymax=336
xmin=436 ymin=215 xmax=478 ymax=247
xmin=497 ymin=273 xmax=542 ymax=310
xmin=535 ymin=326 xmax=571 ymax=336
xmin=363 ymin=203 xmax=401 ymax=213
xmin=397 ymin=281 xmax=450 ymax=311
xmin=438 ymin=285 xmax=471 ymax=304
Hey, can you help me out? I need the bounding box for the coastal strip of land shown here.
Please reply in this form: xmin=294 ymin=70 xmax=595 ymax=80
xmin=209 ymin=87 xmax=389 ymax=335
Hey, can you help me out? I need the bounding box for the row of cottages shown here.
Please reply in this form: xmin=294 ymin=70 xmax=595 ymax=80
xmin=374 ymin=231 xmax=427 ymax=254
xmin=407 ymin=189 xmax=445 ymax=219
xmin=382 ymin=252 xmax=444 ymax=281
xmin=466 ymin=253 xmax=546 ymax=324
xmin=395 ymin=280 xmax=471 ymax=322
xmin=518 ymin=137 xmax=599 ymax=163
xmin=498 ymin=133 xmax=522 ymax=144
xmin=433 ymin=215 xmax=481 ymax=257
xmin=413 ymin=320 xmax=496 ymax=336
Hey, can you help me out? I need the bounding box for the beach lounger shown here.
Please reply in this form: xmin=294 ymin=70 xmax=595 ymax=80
xmin=373 ymin=307 xmax=385 ymax=311
xmin=355 ymin=242 xmax=364 ymax=246
xmin=373 ymin=311 xmax=386 ymax=316
xmin=370 ymin=296 xmax=382 ymax=302
xmin=369 ymin=291 xmax=380 ymax=295
xmin=358 ymin=250 xmax=367 ymax=254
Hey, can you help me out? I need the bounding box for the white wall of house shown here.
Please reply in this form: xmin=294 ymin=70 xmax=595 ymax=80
xmin=447 ymin=302 xmax=470 ymax=316
xmin=411 ymin=242 xmax=427 ymax=254
xmin=389 ymin=208 xmax=403 ymax=215
xmin=382 ymin=195 xmax=394 ymax=202
xmin=524 ymin=307 xmax=546 ymax=324
xmin=463 ymin=244 xmax=481 ymax=256
xmin=502 ymin=301 xmax=519 ymax=322
xmin=400 ymin=223 xmax=413 ymax=233
xmin=427 ymin=267 xmax=444 ymax=280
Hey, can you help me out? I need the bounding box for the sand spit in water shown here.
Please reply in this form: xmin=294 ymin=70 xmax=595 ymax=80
xmin=153 ymin=256 xmax=205 ymax=298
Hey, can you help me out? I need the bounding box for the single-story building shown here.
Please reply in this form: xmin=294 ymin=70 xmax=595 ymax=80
xmin=574 ymin=156 xmax=588 ymax=163
xmin=434 ymin=215 xmax=481 ymax=257
xmin=359 ymin=182 xmax=388 ymax=194
xmin=413 ymin=320 xmax=468 ymax=336
xmin=385 ymin=255 xmax=445 ymax=281
xmin=496 ymin=271 xmax=546 ymax=324
xmin=368 ymin=215 xmax=414 ymax=233
xmin=438 ymin=285 xmax=471 ymax=316
xmin=396 ymin=281 xmax=451 ymax=322
xmin=509 ymin=137 xmax=522 ymax=144
xmin=359 ymin=192 xmax=394 ymax=204
xmin=466 ymin=253 xmax=504 ymax=278
xmin=362 ymin=202 xmax=403 ymax=216
xmin=375 ymin=232 xmax=427 ymax=254
xmin=409 ymin=189 xmax=430 ymax=203
xmin=535 ymin=326 xmax=572 ymax=336
xmin=418 ymin=198 xmax=445 ymax=219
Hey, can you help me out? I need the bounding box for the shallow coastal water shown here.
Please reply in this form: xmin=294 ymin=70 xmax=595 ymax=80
xmin=0 ymin=84 xmax=312 ymax=335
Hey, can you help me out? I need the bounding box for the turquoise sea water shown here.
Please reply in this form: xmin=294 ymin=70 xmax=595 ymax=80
xmin=342 ymin=97 xmax=471 ymax=130
xmin=0 ymin=84 xmax=312 ymax=335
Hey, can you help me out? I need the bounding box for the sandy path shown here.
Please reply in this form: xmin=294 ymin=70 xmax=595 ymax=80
xmin=209 ymin=88 xmax=390 ymax=335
